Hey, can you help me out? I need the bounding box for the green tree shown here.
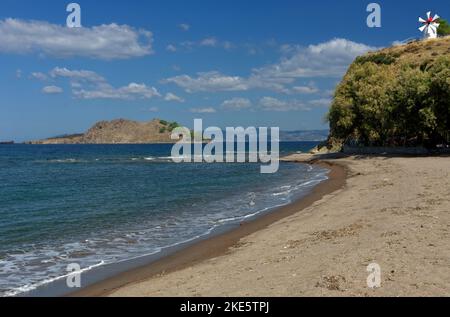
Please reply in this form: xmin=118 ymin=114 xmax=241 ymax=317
xmin=428 ymin=57 xmax=450 ymax=144
xmin=327 ymin=53 xmax=450 ymax=148
xmin=438 ymin=19 xmax=450 ymax=37
xmin=328 ymin=62 xmax=397 ymax=146
xmin=389 ymin=65 xmax=432 ymax=145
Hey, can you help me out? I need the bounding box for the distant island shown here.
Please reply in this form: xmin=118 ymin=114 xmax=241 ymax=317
xmin=280 ymin=130 xmax=329 ymax=142
xmin=24 ymin=118 xmax=329 ymax=145
xmin=26 ymin=119 xmax=182 ymax=144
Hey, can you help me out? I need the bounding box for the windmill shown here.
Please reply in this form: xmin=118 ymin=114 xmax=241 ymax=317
xmin=419 ymin=11 xmax=440 ymax=39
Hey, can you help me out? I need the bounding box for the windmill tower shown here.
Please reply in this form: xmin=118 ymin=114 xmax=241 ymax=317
xmin=419 ymin=12 xmax=440 ymax=39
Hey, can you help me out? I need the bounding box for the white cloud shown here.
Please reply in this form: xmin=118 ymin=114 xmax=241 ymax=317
xmin=221 ymin=98 xmax=252 ymax=110
xmin=0 ymin=18 xmax=153 ymax=60
xmin=166 ymin=44 xmax=177 ymax=52
xmin=246 ymin=47 xmax=258 ymax=55
xmin=291 ymin=85 xmax=319 ymax=94
xmin=247 ymin=75 xmax=292 ymax=93
xmin=323 ymin=89 xmax=335 ymax=97
xmin=30 ymin=72 xmax=48 ymax=81
xmin=200 ymin=37 xmax=219 ymax=47
xmin=180 ymin=41 xmax=196 ymax=50
xmin=178 ymin=24 xmax=190 ymax=31
xmin=70 ymin=81 xmax=82 ymax=88
xmin=164 ymin=92 xmax=185 ymax=103
xmin=163 ymin=71 xmax=248 ymax=93
xmin=223 ymin=41 xmax=234 ymax=50
xmin=50 ymin=67 xmax=106 ymax=83
xmin=309 ymin=98 xmax=332 ymax=108
xmin=190 ymin=107 xmax=217 ymax=113
xmin=164 ymin=39 xmax=375 ymax=93
xmin=254 ymin=38 xmax=377 ymax=79
xmin=148 ymin=107 xmax=159 ymax=112
xmin=164 ymin=71 xmax=292 ymax=94
xmin=74 ymin=82 xmax=160 ymax=100
xmin=45 ymin=67 xmax=160 ymax=100
xmin=259 ymin=97 xmax=310 ymax=112
xmin=391 ymin=39 xmax=413 ymax=47
xmin=258 ymin=96 xmax=333 ymax=112
xmin=16 ymin=69 xmax=22 ymax=78
xmin=279 ymin=44 xmax=296 ymax=54
xmin=199 ymin=37 xmax=234 ymax=50
xmin=177 ymin=37 xmax=233 ymax=51
xmin=42 ymin=85 xmax=63 ymax=94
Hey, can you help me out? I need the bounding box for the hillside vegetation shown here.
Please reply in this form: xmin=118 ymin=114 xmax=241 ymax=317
xmin=28 ymin=119 xmax=181 ymax=144
xmin=327 ymin=37 xmax=450 ymax=149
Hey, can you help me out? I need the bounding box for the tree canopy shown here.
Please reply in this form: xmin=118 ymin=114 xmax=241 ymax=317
xmin=327 ymin=47 xmax=450 ymax=148
xmin=438 ymin=19 xmax=450 ymax=37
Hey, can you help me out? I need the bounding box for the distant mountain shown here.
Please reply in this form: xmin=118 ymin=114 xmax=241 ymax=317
xmin=280 ymin=130 xmax=329 ymax=142
xmin=26 ymin=119 xmax=181 ymax=144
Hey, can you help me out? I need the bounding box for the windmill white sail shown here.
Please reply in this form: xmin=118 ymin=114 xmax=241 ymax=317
xmin=419 ymin=11 xmax=440 ymax=39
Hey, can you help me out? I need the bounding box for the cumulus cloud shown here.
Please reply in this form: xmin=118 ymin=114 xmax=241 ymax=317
xmin=163 ymin=71 xmax=248 ymax=93
xmin=189 ymin=107 xmax=217 ymax=113
xmin=199 ymin=37 xmax=234 ymax=50
xmin=177 ymin=37 xmax=233 ymax=52
xmin=163 ymin=71 xmax=291 ymax=93
xmin=50 ymin=67 xmax=105 ymax=83
xmin=221 ymin=98 xmax=252 ymax=110
xmin=164 ymin=92 xmax=185 ymax=103
xmin=43 ymin=67 xmax=160 ymax=100
xmin=308 ymin=98 xmax=332 ymax=108
xmin=74 ymin=82 xmax=160 ymax=100
xmin=30 ymin=72 xmax=48 ymax=81
xmin=259 ymin=97 xmax=310 ymax=112
xmin=254 ymin=38 xmax=377 ymax=79
xmin=179 ymin=41 xmax=196 ymax=51
xmin=291 ymin=85 xmax=319 ymax=94
xmin=222 ymin=41 xmax=234 ymax=50
xmin=164 ymin=38 xmax=375 ymax=93
xmin=178 ymin=23 xmax=190 ymax=31
xmin=166 ymin=44 xmax=177 ymax=52
xmin=200 ymin=37 xmax=218 ymax=47
xmin=0 ymin=18 xmax=153 ymax=60
xmin=258 ymin=96 xmax=333 ymax=112
xmin=42 ymin=85 xmax=63 ymax=94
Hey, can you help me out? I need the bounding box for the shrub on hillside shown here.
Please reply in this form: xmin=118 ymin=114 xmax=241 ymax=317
xmin=438 ymin=19 xmax=450 ymax=37
xmin=328 ymin=56 xmax=450 ymax=148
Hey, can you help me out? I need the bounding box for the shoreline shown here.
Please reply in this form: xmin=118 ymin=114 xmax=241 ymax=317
xmin=71 ymin=160 xmax=347 ymax=297
xmin=104 ymin=155 xmax=450 ymax=297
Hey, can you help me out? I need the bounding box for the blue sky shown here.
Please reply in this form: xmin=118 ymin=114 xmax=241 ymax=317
xmin=0 ymin=0 xmax=448 ymax=141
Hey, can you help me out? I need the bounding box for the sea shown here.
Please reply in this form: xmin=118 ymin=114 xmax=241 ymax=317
xmin=0 ymin=142 xmax=329 ymax=296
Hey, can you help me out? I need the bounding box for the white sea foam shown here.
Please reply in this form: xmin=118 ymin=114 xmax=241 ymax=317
xmin=48 ymin=158 xmax=79 ymax=163
xmin=1 ymin=160 xmax=329 ymax=297
xmin=3 ymin=261 xmax=105 ymax=297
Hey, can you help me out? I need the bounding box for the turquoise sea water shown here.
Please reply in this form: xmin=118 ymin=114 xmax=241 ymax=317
xmin=0 ymin=142 xmax=328 ymax=296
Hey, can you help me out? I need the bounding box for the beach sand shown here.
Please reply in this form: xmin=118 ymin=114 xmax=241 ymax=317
xmin=80 ymin=155 xmax=450 ymax=297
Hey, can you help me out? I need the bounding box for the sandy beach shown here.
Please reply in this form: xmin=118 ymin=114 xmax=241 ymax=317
xmin=78 ymin=155 xmax=450 ymax=297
